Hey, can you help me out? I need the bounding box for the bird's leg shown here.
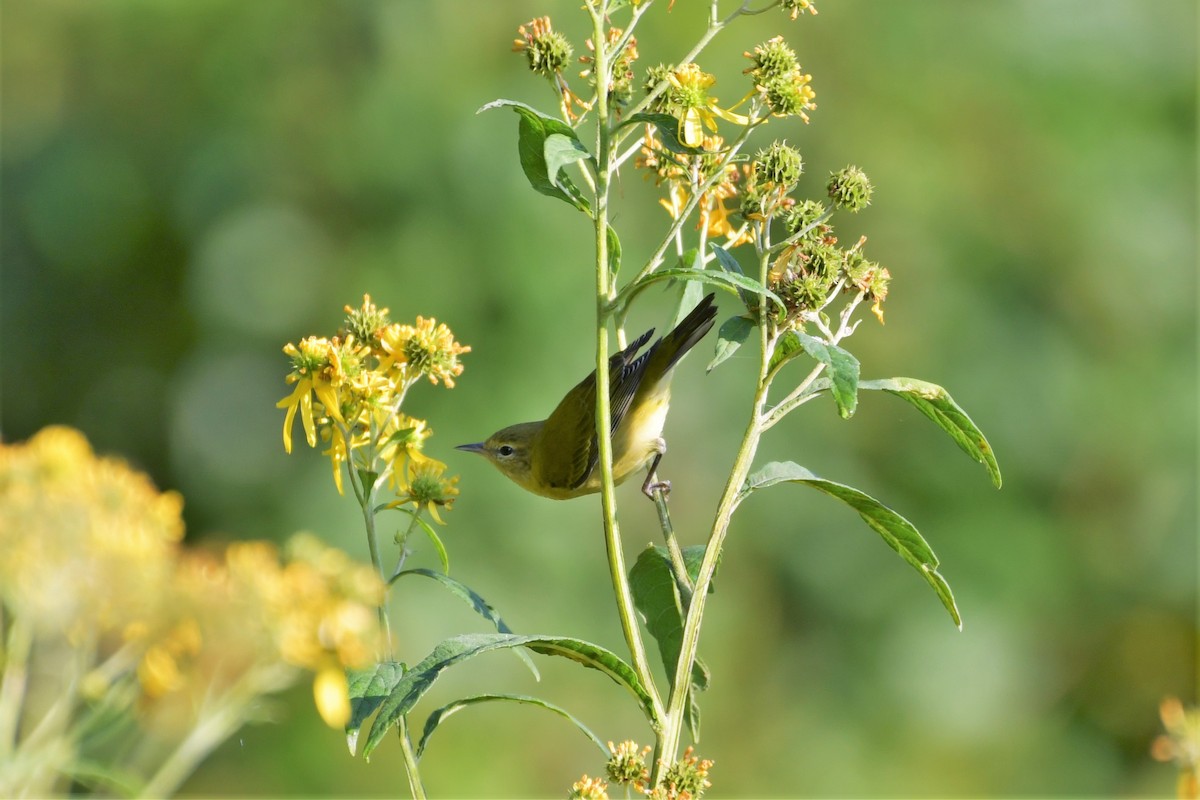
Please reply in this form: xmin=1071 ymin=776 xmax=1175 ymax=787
xmin=643 ymin=439 xmax=694 ymax=605
xmin=641 ymin=438 xmax=671 ymax=498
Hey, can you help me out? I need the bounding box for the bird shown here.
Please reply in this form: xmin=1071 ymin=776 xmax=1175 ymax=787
xmin=456 ymin=293 xmax=718 ymax=500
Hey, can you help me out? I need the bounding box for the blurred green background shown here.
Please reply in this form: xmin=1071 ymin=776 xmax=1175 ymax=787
xmin=2 ymin=0 xmax=1195 ymax=796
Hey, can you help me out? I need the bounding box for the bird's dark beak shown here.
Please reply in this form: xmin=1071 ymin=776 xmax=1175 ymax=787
xmin=455 ymin=442 xmax=487 ymax=455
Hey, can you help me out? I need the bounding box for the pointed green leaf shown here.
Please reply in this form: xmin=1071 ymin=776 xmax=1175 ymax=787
xmin=740 ymin=462 xmax=961 ymax=629
xmin=416 ymin=693 xmax=608 ymax=759
xmin=768 ymin=330 xmax=802 ymax=374
xmin=479 ymin=99 xmax=591 ymax=212
xmin=860 ymin=377 xmax=1002 ymax=488
xmin=617 ymin=112 xmax=704 ymax=155
xmin=392 ymin=568 xmax=539 ymax=680
xmin=629 ymin=546 xmax=712 ymax=740
xmin=707 ymin=315 xmax=755 ymax=373
xmin=607 ymin=224 xmax=622 ymax=276
xmin=346 ymin=661 xmax=405 ymax=756
xmin=795 ymin=333 xmax=860 ymax=419
xmin=388 ymin=509 xmax=450 ymax=574
xmin=710 ymin=243 xmax=757 ymax=309
xmin=545 ymin=132 xmax=591 ymax=192
xmin=362 ymin=633 xmax=655 ymax=758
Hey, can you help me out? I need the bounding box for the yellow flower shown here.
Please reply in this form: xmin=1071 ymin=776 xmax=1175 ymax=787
xmin=392 ymin=457 xmax=460 ymax=525
xmin=378 ymin=316 xmax=470 ymax=388
xmin=665 ymin=63 xmax=751 ymax=148
xmin=1153 ymin=697 xmax=1200 ymax=798
xmin=568 ymin=775 xmax=610 ymax=800
xmin=276 ymin=336 xmax=349 ymax=453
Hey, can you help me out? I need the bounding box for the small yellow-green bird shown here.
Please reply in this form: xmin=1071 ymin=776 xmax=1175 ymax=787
xmin=456 ymin=293 xmax=717 ymax=499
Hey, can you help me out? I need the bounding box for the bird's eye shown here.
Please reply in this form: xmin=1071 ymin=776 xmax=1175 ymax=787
xmin=497 ymin=445 xmax=515 ymax=457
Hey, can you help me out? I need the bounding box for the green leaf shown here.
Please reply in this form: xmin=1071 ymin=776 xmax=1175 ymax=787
xmin=707 ymin=315 xmax=755 ymax=373
xmin=545 ymin=132 xmax=590 ymax=193
xmin=674 ymin=274 xmax=707 ymax=329
xmin=633 ymin=266 xmax=783 ymax=309
xmin=362 ymin=633 xmax=656 ymax=758
xmin=607 ymin=224 xmax=622 ymax=276
xmin=392 ymin=568 xmax=539 ymax=680
xmin=618 ymin=112 xmax=704 ymax=155
xmin=346 ymin=661 xmax=405 ymax=756
xmin=768 ymin=330 xmax=802 ymax=374
xmin=389 ymin=509 xmax=450 ymax=574
xmin=709 ymin=243 xmax=756 ymax=309
xmin=740 ymin=462 xmax=962 ymax=629
xmin=629 ymin=546 xmax=712 ymax=740
xmin=859 ymin=377 xmax=1002 ymax=488
xmin=479 ymin=99 xmax=591 ymax=213
xmin=416 ymin=693 xmax=608 ymax=759
xmin=795 ymin=333 xmax=860 ymax=419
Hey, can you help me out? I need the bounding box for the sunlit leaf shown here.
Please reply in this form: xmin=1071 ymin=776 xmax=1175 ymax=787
xmin=392 ymin=569 xmax=539 ymax=680
xmin=362 ymin=633 xmax=656 ymax=758
xmin=860 ymin=377 xmax=1002 ymax=488
xmin=740 ymin=462 xmax=961 ymax=629
xmin=479 ymin=99 xmax=591 ymax=213
xmin=795 ymin=333 xmax=859 ymax=419
xmin=707 ymin=315 xmax=755 ymax=373
xmin=346 ymin=661 xmax=405 ymax=756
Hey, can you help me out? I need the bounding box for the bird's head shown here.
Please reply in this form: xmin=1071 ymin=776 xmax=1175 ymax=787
xmin=456 ymin=421 xmax=542 ymax=493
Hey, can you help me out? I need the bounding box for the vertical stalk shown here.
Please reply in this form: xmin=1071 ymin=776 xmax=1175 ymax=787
xmin=652 ymin=244 xmax=776 ymax=783
xmin=0 ymin=613 xmax=32 ymax=758
xmin=588 ymin=5 xmax=664 ymax=725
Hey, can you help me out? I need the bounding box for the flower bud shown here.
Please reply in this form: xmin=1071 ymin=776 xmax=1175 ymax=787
xmin=827 ymin=165 xmax=873 ymax=211
xmin=512 ymin=17 xmax=573 ymax=77
xmin=753 ymin=140 xmax=804 ymax=190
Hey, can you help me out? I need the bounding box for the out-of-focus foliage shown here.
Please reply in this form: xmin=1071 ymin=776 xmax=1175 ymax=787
xmin=1 ymin=1 xmax=1194 ymax=796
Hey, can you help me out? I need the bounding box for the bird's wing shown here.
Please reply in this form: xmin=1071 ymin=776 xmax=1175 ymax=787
xmin=538 ymin=328 xmax=657 ymax=491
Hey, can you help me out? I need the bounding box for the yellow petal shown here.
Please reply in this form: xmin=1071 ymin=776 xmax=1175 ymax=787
xmin=681 ymin=108 xmax=705 ymax=148
xmin=707 ymin=102 xmax=751 ymax=126
xmin=313 ymin=382 xmax=344 ymax=424
xmin=313 ymin=666 xmax=351 ymax=728
xmin=300 ymin=390 xmax=317 ymax=448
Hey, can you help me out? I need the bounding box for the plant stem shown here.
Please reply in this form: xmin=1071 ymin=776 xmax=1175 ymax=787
xmin=652 ymin=237 xmax=776 ymax=783
xmin=0 ymin=613 xmax=32 ymax=759
xmin=651 ymin=488 xmax=694 ymax=606
xmin=590 ymin=5 xmax=665 ymax=726
xmin=397 ymin=717 xmax=426 ymax=800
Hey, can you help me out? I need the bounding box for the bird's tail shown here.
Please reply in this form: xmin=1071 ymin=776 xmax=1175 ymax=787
xmin=659 ymin=292 xmax=718 ymax=373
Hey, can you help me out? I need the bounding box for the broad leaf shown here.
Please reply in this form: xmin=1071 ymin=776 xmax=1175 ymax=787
xmin=618 ymin=112 xmax=704 ymax=155
xmin=740 ymin=462 xmax=962 ymax=629
xmin=860 ymin=378 xmax=1002 ymax=488
xmin=674 ymin=274 xmax=707 ymax=329
xmin=768 ymin=330 xmax=802 ymax=374
xmin=416 ymin=693 xmax=608 ymax=759
xmin=479 ymin=99 xmax=591 ymax=212
xmin=707 ymin=315 xmax=755 ymax=373
xmin=362 ymin=633 xmax=656 ymax=758
xmin=629 ymin=545 xmax=712 ymax=740
xmin=795 ymin=333 xmax=860 ymax=419
xmin=392 ymin=568 xmax=539 ymax=680
xmin=346 ymin=661 xmax=405 ymax=755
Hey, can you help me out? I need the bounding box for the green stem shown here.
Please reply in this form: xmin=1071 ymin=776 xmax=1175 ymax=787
xmin=652 ymin=237 xmax=777 ymax=784
xmin=397 ymin=717 xmax=426 ymax=800
xmin=590 ymin=5 xmax=665 ymax=727
xmin=138 ymin=689 xmax=250 ymax=799
xmin=0 ymin=612 xmax=32 ymax=758
xmin=651 ymin=488 xmax=694 ymax=607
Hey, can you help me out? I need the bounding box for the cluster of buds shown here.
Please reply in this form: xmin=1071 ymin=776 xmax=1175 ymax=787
xmin=650 ymin=746 xmax=714 ymax=800
xmin=744 ymin=36 xmax=817 ymax=122
xmin=277 ymin=295 xmax=465 ymax=519
xmin=580 ymin=27 xmax=640 ymax=107
xmin=606 ymin=739 xmax=651 ymax=790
